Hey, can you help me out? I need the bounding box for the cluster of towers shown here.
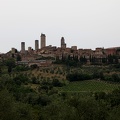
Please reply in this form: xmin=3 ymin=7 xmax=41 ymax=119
xmin=20 ymin=33 xmax=67 ymax=54
xmin=21 ymin=33 xmax=46 ymax=54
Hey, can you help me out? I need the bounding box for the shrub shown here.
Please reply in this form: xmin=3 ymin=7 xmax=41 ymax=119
xmin=66 ymin=72 xmax=92 ymax=82
xmin=14 ymin=65 xmax=29 ymax=72
xmin=13 ymin=74 xmax=29 ymax=85
xmin=30 ymin=64 xmax=38 ymax=70
xmin=31 ymin=77 xmax=38 ymax=84
xmin=104 ymin=74 xmax=120 ymax=83
xmin=52 ymin=79 xmax=64 ymax=87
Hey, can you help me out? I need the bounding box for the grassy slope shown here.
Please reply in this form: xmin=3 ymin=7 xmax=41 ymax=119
xmin=59 ymin=80 xmax=120 ymax=93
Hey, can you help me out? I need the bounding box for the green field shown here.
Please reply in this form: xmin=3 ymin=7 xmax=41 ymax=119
xmin=59 ymin=80 xmax=120 ymax=93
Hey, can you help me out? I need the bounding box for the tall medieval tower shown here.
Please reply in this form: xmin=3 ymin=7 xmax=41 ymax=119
xmin=35 ymin=40 xmax=39 ymax=50
xmin=41 ymin=33 xmax=46 ymax=48
xmin=61 ymin=37 xmax=66 ymax=49
xmin=21 ymin=42 xmax=25 ymax=54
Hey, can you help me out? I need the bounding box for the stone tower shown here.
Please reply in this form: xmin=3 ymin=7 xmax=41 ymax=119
xmin=61 ymin=37 xmax=66 ymax=48
xmin=11 ymin=48 xmax=16 ymax=54
xmin=28 ymin=47 xmax=32 ymax=53
xmin=35 ymin=40 xmax=39 ymax=50
xmin=21 ymin=42 xmax=25 ymax=54
xmin=41 ymin=33 xmax=46 ymax=48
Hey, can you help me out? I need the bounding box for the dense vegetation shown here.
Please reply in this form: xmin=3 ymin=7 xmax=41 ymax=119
xmin=0 ymin=58 xmax=120 ymax=120
xmin=54 ymin=54 xmax=120 ymax=66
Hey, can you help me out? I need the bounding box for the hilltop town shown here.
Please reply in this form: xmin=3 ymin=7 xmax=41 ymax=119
xmin=0 ymin=33 xmax=120 ymax=66
xmin=0 ymin=34 xmax=120 ymax=120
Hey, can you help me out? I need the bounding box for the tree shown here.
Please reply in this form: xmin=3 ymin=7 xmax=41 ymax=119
xmin=0 ymin=89 xmax=18 ymax=120
xmin=16 ymin=54 xmax=21 ymax=61
xmin=0 ymin=68 xmax=1 ymax=74
xmin=0 ymin=62 xmax=2 ymax=74
xmin=5 ymin=58 xmax=15 ymax=74
xmin=107 ymin=55 xmax=114 ymax=64
xmin=8 ymin=65 xmax=12 ymax=74
xmin=80 ymin=56 xmax=87 ymax=64
xmin=30 ymin=64 xmax=38 ymax=70
xmin=102 ymin=58 xmax=107 ymax=64
xmin=5 ymin=58 xmax=15 ymax=67
xmin=13 ymin=74 xmax=29 ymax=85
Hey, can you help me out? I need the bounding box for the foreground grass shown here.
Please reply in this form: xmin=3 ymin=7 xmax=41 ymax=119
xmin=59 ymin=80 xmax=120 ymax=93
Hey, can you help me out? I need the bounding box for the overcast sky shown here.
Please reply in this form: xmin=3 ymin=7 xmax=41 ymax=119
xmin=0 ymin=0 xmax=120 ymax=53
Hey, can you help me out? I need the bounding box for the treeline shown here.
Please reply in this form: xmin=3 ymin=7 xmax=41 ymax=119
xmin=54 ymin=54 xmax=120 ymax=66
xmin=66 ymin=72 xmax=93 ymax=82
xmin=54 ymin=55 xmax=80 ymax=67
xmin=66 ymin=72 xmax=120 ymax=83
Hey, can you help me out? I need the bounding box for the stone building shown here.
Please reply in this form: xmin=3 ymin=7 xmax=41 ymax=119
xmin=105 ymin=48 xmax=117 ymax=56
xmin=11 ymin=48 xmax=16 ymax=54
xmin=71 ymin=46 xmax=77 ymax=50
xmin=28 ymin=47 xmax=32 ymax=53
xmin=7 ymin=33 xmax=120 ymax=66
